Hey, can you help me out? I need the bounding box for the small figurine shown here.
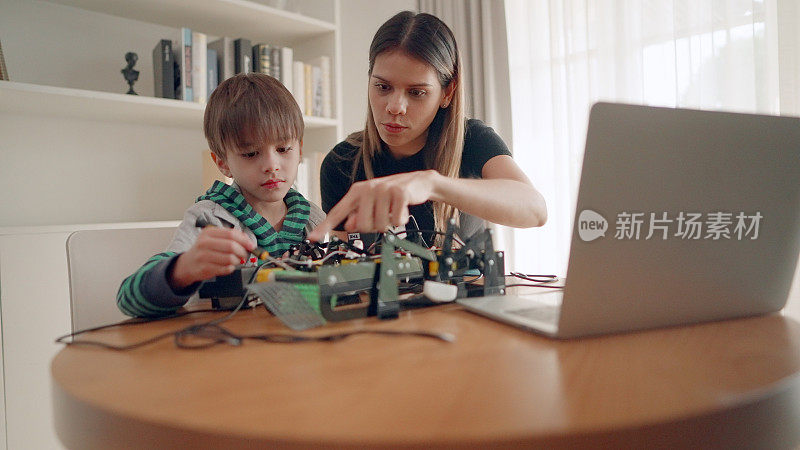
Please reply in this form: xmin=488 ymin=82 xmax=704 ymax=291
xmin=121 ymin=52 xmax=139 ymax=95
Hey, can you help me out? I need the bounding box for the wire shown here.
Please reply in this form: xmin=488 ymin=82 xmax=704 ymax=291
xmin=463 ymin=274 xmax=483 ymax=284
xmin=54 ymin=307 xmax=219 ymax=350
xmin=282 ymin=250 xmax=347 ymax=266
xmin=257 ymin=252 xmax=294 ymax=270
xmin=390 ymin=228 xmax=466 ymax=247
xmin=57 ymin=293 xmax=251 ymax=351
xmin=503 ymin=273 xmax=564 ymax=289
xmin=508 ymin=272 xmax=560 ymax=284
xmin=223 ymin=328 xmax=455 ymax=344
xmin=56 ymin=303 xmax=455 ymax=350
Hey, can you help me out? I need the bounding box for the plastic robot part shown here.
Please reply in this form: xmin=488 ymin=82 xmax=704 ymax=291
xmin=423 ymin=280 xmax=458 ymax=303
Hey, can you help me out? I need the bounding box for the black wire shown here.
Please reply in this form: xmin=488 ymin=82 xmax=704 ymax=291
xmin=232 ymin=328 xmax=455 ymax=344
xmin=56 ymin=296 xmax=455 ymax=350
xmin=389 ymin=228 xmax=466 ymax=247
xmin=365 ymin=228 xmax=466 ymax=255
xmin=56 ymin=294 xmax=250 ymax=351
xmin=508 ymin=272 xmax=560 ymax=284
xmin=54 ymin=307 xmax=219 ymax=344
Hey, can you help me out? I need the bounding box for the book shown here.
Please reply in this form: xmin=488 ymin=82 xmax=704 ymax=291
xmin=208 ymin=37 xmax=234 ymax=82
xmin=172 ymin=57 xmax=180 ymax=100
xmin=280 ymin=47 xmax=293 ymax=94
xmin=270 ymin=46 xmax=281 ymax=79
xmin=0 ymin=39 xmax=8 ymax=81
xmin=176 ymin=27 xmax=193 ymax=101
xmin=234 ymin=38 xmax=252 ymax=74
xmin=311 ymin=65 xmax=322 ymax=116
xmin=308 ymin=55 xmax=331 ymax=118
xmin=292 ymin=60 xmax=305 ymax=112
xmin=207 ymin=48 xmax=218 ymax=96
xmin=253 ymin=43 xmax=272 ymax=75
xmin=152 ymin=39 xmax=174 ymax=99
xmin=192 ymin=31 xmax=207 ymax=103
xmin=303 ymin=63 xmax=312 ymax=115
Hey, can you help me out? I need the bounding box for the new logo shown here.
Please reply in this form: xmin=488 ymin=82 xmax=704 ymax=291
xmin=578 ymin=209 xmax=608 ymax=242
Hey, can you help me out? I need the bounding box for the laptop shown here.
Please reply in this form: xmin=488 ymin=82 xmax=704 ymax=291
xmin=457 ymin=102 xmax=800 ymax=338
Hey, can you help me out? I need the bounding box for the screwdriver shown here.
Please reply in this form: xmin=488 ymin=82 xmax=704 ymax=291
xmin=194 ymin=217 xmax=270 ymax=261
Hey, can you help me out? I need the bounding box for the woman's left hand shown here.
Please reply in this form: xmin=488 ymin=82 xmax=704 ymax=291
xmin=307 ymin=170 xmax=439 ymax=241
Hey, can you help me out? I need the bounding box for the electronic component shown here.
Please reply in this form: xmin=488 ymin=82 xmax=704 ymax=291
xmin=197 ymin=217 xmax=506 ymax=330
xmin=247 ymin=282 xmax=325 ymax=331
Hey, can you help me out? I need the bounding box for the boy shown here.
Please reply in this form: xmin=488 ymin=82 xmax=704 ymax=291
xmin=117 ymin=73 xmax=325 ymax=318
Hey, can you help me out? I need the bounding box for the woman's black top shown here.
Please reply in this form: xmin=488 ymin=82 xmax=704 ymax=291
xmin=319 ymin=118 xmax=512 ymax=243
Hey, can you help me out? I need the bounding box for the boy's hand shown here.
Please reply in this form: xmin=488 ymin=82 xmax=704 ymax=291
xmin=168 ymin=227 xmax=256 ymax=290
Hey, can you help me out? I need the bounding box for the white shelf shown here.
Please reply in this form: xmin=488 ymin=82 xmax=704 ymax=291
xmin=0 ymin=80 xmax=202 ymax=128
xmin=45 ymin=0 xmax=336 ymax=44
xmin=0 ymin=80 xmax=338 ymax=130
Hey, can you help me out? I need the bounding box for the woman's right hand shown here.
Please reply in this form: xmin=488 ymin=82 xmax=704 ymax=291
xmin=307 ymin=169 xmax=441 ymax=241
xmin=168 ymin=227 xmax=255 ymax=290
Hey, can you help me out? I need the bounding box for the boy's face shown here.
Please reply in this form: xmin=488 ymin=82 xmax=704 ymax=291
xmin=213 ymin=138 xmax=302 ymax=210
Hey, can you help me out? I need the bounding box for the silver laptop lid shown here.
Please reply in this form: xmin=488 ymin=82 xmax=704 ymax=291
xmin=557 ymin=103 xmax=800 ymax=338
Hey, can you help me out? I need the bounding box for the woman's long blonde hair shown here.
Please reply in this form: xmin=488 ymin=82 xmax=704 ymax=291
xmin=347 ymin=11 xmax=465 ymax=238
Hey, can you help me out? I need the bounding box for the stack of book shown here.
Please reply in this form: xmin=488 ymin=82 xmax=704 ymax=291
xmin=152 ymin=28 xmax=332 ymax=118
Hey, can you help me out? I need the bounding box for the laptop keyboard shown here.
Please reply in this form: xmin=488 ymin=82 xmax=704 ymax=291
xmin=505 ymin=304 xmax=560 ymax=324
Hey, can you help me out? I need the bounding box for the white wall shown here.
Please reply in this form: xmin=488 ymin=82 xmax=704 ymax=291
xmin=338 ymin=0 xmax=418 ymax=137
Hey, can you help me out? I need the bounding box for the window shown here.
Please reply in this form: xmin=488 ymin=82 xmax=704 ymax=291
xmin=505 ymin=0 xmax=789 ymax=275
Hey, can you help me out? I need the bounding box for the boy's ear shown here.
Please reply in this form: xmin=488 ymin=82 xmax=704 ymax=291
xmin=210 ymin=152 xmax=232 ymax=178
xmin=299 ymin=139 xmax=303 ymax=158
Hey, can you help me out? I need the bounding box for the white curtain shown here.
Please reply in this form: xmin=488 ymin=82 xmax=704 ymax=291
xmin=505 ymin=0 xmax=800 ymax=275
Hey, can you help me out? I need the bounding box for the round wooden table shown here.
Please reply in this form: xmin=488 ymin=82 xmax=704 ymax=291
xmin=51 ymin=302 xmax=800 ymax=449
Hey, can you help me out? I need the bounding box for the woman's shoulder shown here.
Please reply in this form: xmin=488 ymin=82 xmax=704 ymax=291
xmin=460 ymin=118 xmax=512 ymax=177
xmin=463 ymin=118 xmax=510 ymax=152
xmin=464 ymin=118 xmax=496 ymax=139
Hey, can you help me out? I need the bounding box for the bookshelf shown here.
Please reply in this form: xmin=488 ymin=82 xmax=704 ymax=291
xmin=0 ymin=0 xmax=342 ymax=225
xmin=47 ymin=0 xmax=337 ymax=44
xmin=0 ymin=1 xmax=343 ymax=449
xmin=0 ymin=80 xmax=340 ymax=129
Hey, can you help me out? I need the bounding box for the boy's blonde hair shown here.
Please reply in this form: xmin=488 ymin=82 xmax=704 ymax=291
xmin=204 ymin=73 xmax=304 ymax=160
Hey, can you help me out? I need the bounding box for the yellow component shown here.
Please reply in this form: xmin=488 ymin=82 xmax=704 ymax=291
xmin=341 ymin=259 xmax=360 ymax=265
xmin=255 ymin=267 xmax=283 ymax=283
xmin=429 ymin=261 xmax=439 ymax=276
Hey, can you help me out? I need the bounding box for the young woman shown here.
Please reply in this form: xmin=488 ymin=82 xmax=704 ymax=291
xmin=308 ymin=11 xmax=546 ymax=244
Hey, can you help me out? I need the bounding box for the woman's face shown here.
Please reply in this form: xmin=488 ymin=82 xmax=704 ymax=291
xmin=369 ymin=50 xmax=452 ymax=159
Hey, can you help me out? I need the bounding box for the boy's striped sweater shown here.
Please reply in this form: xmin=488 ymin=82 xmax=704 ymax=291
xmin=116 ymin=181 xmax=325 ymax=318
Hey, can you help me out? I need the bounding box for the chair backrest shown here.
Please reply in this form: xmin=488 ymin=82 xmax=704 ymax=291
xmin=66 ymin=226 xmax=177 ymax=331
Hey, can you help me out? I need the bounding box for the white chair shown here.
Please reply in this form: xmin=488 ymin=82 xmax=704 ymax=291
xmin=66 ymin=226 xmax=177 ymax=332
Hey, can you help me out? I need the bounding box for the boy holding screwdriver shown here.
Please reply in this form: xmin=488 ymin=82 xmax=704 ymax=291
xmin=117 ymin=73 xmax=325 ymax=318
